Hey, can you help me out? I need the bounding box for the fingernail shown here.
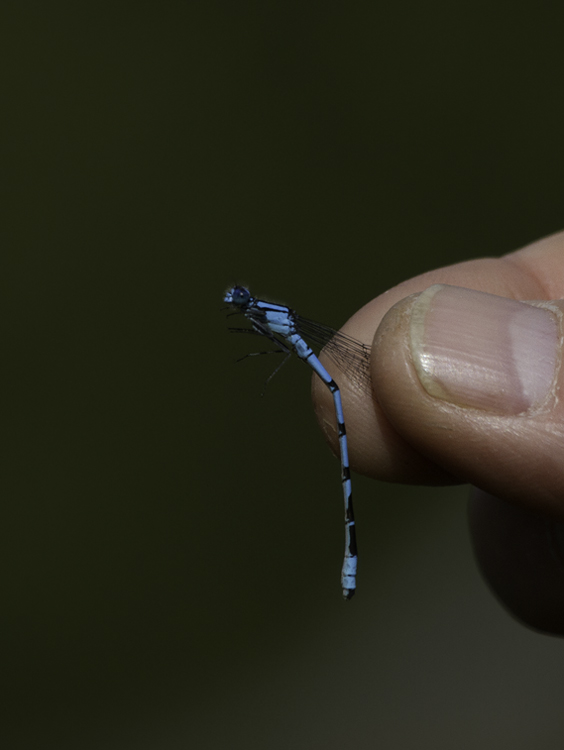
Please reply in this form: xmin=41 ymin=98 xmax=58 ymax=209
xmin=409 ymin=285 xmax=560 ymax=414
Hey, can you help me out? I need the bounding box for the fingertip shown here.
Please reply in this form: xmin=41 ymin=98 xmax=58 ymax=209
xmin=313 ymin=241 xmax=564 ymax=501
xmin=373 ymin=285 xmax=564 ymax=516
xmin=313 ymin=290 xmax=452 ymax=485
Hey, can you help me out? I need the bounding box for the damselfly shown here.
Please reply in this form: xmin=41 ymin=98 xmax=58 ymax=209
xmin=224 ymin=285 xmax=371 ymax=599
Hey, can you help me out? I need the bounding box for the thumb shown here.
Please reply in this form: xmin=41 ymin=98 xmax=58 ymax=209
xmin=313 ymin=231 xmax=564 ymax=519
xmin=372 ymin=284 xmax=564 ymax=519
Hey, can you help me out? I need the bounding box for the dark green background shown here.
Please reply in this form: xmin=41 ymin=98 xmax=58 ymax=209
xmin=2 ymin=3 xmax=564 ymax=748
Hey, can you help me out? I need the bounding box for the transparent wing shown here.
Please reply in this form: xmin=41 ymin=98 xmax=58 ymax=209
xmin=295 ymin=315 xmax=372 ymax=392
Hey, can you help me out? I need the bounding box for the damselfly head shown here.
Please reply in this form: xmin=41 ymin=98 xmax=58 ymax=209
xmin=225 ymin=285 xmax=252 ymax=307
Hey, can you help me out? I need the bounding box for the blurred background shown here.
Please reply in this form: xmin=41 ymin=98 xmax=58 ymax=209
xmin=1 ymin=2 xmax=564 ymax=748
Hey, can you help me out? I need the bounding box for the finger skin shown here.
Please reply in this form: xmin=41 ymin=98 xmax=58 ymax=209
xmin=313 ymin=231 xmax=564 ymax=514
xmin=372 ymin=293 xmax=564 ymax=519
xmin=312 ymin=230 xmax=564 ymax=632
xmin=313 ymin=256 xmax=543 ymax=482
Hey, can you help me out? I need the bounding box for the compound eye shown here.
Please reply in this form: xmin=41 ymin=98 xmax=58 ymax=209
xmin=232 ymin=286 xmax=250 ymax=305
